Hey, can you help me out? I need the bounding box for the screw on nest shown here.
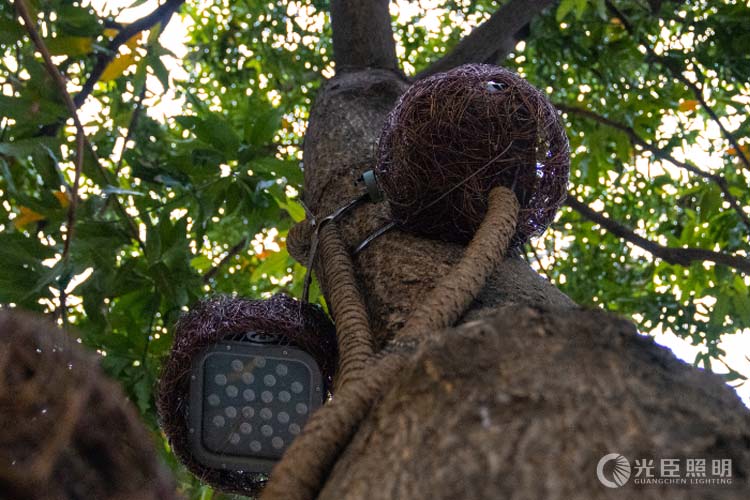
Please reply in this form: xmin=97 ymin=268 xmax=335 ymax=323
xmin=375 ymin=63 xmax=570 ymax=246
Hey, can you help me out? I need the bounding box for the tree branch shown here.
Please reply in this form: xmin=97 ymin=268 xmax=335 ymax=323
xmin=73 ymin=0 xmax=185 ymax=108
xmin=330 ymin=0 xmax=398 ymax=71
xmin=604 ymin=0 xmax=750 ymax=173
xmin=13 ymin=0 xmax=145 ymax=253
xmin=14 ymin=0 xmax=85 ymax=323
xmin=566 ymin=196 xmax=750 ymax=275
xmin=14 ymin=1 xmax=84 ymax=254
xmin=417 ymin=0 xmax=555 ymax=79
xmin=556 ymin=103 xmax=750 ymax=231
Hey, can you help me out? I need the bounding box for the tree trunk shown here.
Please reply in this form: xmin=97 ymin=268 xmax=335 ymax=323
xmin=298 ymin=69 xmax=750 ymax=498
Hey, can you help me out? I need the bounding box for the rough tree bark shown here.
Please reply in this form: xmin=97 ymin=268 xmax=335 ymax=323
xmin=291 ymin=1 xmax=750 ymax=498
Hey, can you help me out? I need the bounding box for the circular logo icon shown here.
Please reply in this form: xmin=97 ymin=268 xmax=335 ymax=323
xmin=596 ymin=453 xmax=631 ymax=488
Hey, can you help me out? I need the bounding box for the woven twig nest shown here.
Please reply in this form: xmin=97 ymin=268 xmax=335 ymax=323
xmin=0 ymin=310 xmax=178 ymax=500
xmin=156 ymin=294 xmax=337 ymax=494
xmin=375 ymin=63 xmax=570 ymax=245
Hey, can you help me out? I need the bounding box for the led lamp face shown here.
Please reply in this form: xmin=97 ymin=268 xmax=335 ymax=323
xmin=188 ymin=338 xmax=324 ymax=473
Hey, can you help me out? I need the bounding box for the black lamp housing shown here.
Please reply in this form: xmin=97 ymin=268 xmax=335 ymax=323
xmin=157 ymin=294 xmax=337 ymax=494
xmin=188 ymin=335 xmax=324 ymax=473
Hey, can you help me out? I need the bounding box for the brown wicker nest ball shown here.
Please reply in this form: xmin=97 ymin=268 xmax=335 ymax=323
xmin=156 ymin=294 xmax=337 ymax=495
xmin=375 ymin=63 xmax=570 ymax=246
xmin=0 ymin=309 xmax=178 ymax=500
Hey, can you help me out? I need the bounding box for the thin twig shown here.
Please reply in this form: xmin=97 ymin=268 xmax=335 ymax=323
xmin=65 ymin=132 xmax=85 ymax=258
xmin=15 ymin=1 xmax=146 ymax=251
xmin=566 ymin=196 xmax=750 ymax=275
xmin=14 ymin=0 xmax=85 ymax=275
xmin=14 ymin=0 xmax=147 ymax=331
xmin=557 ymin=103 xmax=750 ymax=231
xmin=14 ymin=0 xmax=88 ymax=324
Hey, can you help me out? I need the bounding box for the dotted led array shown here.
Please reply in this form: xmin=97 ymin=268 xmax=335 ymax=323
xmin=199 ymin=351 xmax=315 ymax=460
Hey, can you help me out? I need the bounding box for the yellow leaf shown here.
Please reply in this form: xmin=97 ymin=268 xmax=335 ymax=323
xmin=100 ymin=51 xmax=138 ymax=82
xmin=14 ymin=206 xmax=45 ymax=230
xmin=125 ymin=33 xmax=141 ymax=50
xmin=53 ymin=191 xmax=70 ymax=208
xmin=103 ymin=28 xmax=119 ymax=39
xmin=678 ymin=99 xmax=699 ymax=112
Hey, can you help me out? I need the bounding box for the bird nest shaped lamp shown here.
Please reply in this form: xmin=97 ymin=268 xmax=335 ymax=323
xmin=157 ymin=294 xmax=337 ymax=494
xmin=375 ymin=63 xmax=570 ymax=246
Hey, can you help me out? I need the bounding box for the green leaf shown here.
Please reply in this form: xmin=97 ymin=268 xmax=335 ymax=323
xmin=176 ymin=114 xmax=241 ymax=157
xmin=593 ymin=0 xmax=607 ymax=19
xmin=148 ymin=54 xmax=170 ymax=90
xmin=251 ymin=157 xmax=303 ymax=185
xmin=575 ymin=0 xmax=589 ymax=20
xmin=72 ymin=221 xmax=131 ymax=269
xmin=0 ymin=137 xmax=63 ymax=160
xmin=0 ymin=15 xmax=26 ymax=44
xmin=45 ymin=36 xmax=93 ymax=57
xmin=250 ymin=249 xmax=290 ymax=283
xmin=198 ymin=487 xmax=214 ymax=500
xmin=0 ymin=158 xmax=17 ymax=194
xmin=722 ymin=370 xmax=748 ymax=382
xmin=699 ymin=185 xmax=722 ymax=221
xmin=58 ymin=4 xmax=101 ymax=36
xmin=0 ymin=232 xmax=54 ymax=263
xmin=132 ymin=374 xmax=154 ymax=414
xmin=132 ymin=56 xmax=148 ymax=98
xmin=32 ymin=145 xmax=64 ymax=189
xmin=244 ymin=107 xmax=282 ymax=146
xmin=734 ymin=276 xmax=748 ymax=295
xmin=732 ymin=293 xmax=750 ymax=324
xmin=144 ymin=222 xmax=161 ymax=264
xmin=275 ymin=196 xmax=306 ymax=222
xmin=556 ymin=0 xmax=578 ymax=22
xmin=190 ymin=254 xmax=212 ymax=272
xmin=0 ymin=95 xmax=66 ymax=124
xmin=24 ymin=260 xmax=66 ymax=301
